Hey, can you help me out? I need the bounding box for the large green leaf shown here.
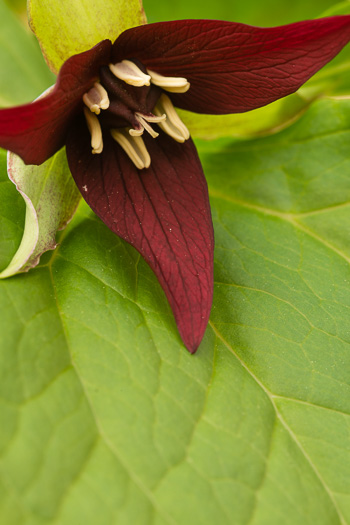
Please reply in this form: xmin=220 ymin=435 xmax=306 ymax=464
xmin=0 ymin=0 xmax=54 ymax=106
xmin=1 ymin=97 xmax=350 ymax=523
xmin=28 ymin=0 xmax=147 ymax=74
xmin=182 ymin=92 xmax=311 ymax=140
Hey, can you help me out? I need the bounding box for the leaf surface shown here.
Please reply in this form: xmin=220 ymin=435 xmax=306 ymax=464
xmin=1 ymin=97 xmax=350 ymax=523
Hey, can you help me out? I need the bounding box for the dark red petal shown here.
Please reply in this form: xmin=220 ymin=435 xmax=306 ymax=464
xmin=112 ymin=17 xmax=350 ymax=114
xmin=0 ymin=40 xmax=112 ymax=165
xmin=66 ymin=121 xmax=214 ymax=353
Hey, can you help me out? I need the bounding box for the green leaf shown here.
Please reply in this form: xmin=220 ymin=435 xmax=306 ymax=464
xmin=0 ymin=0 xmax=54 ymax=106
xmin=0 ymin=149 xmax=80 ymax=278
xmin=28 ymin=0 xmax=147 ymax=74
xmin=1 ymin=97 xmax=350 ymax=523
xmin=183 ymin=92 xmax=311 ymax=140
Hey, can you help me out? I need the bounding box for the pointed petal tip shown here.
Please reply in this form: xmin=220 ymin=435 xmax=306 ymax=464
xmin=184 ymin=340 xmax=200 ymax=354
xmin=176 ymin=297 xmax=212 ymax=355
xmin=179 ymin=319 xmax=209 ymax=354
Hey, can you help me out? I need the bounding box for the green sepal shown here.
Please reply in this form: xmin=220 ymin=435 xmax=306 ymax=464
xmin=28 ymin=0 xmax=147 ymax=74
xmin=0 ymin=149 xmax=81 ymax=278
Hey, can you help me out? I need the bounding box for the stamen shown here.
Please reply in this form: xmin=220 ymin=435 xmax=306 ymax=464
xmin=83 ymin=82 xmax=110 ymax=114
xmin=147 ymin=69 xmax=190 ymax=93
xmin=111 ymin=129 xmax=151 ymax=170
xmin=84 ymin=107 xmax=103 ymax=154
xmin=153 ymin=94 xmax=190 ymax=143
xmin=109 ymin=60 xmax=151 ymax=87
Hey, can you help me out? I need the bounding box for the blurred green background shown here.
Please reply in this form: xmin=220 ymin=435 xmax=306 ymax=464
xmin=143 ymin=0 xmax=346 ymax=24
xmin=6 ymin=0 xmax=349 ymax=25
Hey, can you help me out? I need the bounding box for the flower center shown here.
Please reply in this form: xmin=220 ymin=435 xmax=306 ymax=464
xmin=82 ymin=59 xmax=190 ymax=169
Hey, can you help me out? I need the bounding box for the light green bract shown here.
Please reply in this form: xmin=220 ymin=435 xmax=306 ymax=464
xmin=0 ymin=150 xmax=81 ymax=278
xmin=28 ymin=0 xmax=147 ymax=74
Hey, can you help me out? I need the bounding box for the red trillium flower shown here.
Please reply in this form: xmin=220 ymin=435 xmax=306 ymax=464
xmin=0 ymin=17 xmax=349 ymax=352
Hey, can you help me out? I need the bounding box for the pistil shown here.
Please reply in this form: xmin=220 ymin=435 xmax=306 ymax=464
xmin=131 ymin=112 xmax=166 ymax=138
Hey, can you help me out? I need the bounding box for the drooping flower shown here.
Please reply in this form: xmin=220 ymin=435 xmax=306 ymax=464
xmin=0 ymin=17 xmax=349 ymax=352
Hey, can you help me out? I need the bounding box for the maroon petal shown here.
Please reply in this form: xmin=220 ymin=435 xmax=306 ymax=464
xmin=0 ymin=40 xmax=112 ymax=165
xmin=112 ymin=17 xmax=350 ymax=114
xmin=66 ymin=121 xmax=214 ymax=353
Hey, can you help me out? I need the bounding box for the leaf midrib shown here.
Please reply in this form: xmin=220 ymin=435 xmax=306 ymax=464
xmin=41 ymin=190 xmax=350 ymax=523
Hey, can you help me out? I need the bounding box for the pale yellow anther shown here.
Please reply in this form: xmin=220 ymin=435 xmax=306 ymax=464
xmin=84 ymin=107 xmax=103 ymax=154
xmin=109 ymin=60 xmax=151 ymax=87
xmin=111 ymin=129 xmax=151 ymax=170
xmin=153 ymin=94 xmax=190 ymax=143
xmin=147 ymin=69 xmax=190 ymax=93
xmin=83 ymin=82 xmax=110 ymax=115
